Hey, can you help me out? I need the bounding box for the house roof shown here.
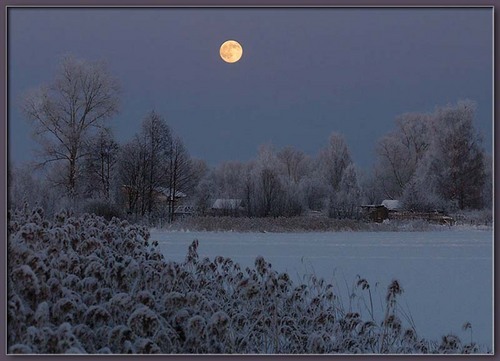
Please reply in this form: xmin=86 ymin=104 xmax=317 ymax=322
xmin=212 ymin=199 xmax=242 ymax=209
xmin=381 ymin=199 xmax=401 ymax=211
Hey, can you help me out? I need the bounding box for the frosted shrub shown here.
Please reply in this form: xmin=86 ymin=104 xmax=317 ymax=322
xmin=127 ymin=306 xmax=160 ymax=338
xmin=7 ymin=207 xmax=484 ymax=354
xmin=11 ymin=265 xmax=40 ymax=303
xmin=134 ymin=337 xmax=162 ymax=354
xmin=84 ymin=306 xmax=111 ymax=328
xmin=9 ymin=344 xmax=33 ymax=354
xmin=72 ymin=323 xmax=95 ymax=353
xmin=33 ymin=302 xmax=50 ymax=327
xmin=108 ymin=325 xmax=133 ymax=353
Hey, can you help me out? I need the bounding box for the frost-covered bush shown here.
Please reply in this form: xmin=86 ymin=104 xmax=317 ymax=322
xmin=8 ymin=207 xmax=483 ymax=354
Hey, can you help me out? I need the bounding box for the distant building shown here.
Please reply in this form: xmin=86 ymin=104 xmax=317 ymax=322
xmin=360 ymin=204 xmax=389 ymax=223
xmin=211 ymin=199 xmax=244 ymax=216
xmin=121 ymin=185 xmax=188 ymax=215
xmin=361 ymin=199 xmax=401 ymax=222
xmin=173 ymin=205 xmax=197 ymax=216
xmin=381 ymin=199 xmax=401 ymax=211
xmin=361 ymin=199 xmax=453 ymax=225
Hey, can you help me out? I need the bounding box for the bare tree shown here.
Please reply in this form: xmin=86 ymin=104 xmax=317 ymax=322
xmin=253 ymin=144 xmax=288 ymax=217
xmin=22 ymin=56 xmax=120 ymax=199
xmin=82 ymin=128 xmax=119 ymax=202
xmin=118 ymin=136 xmax=148 ymax=216
xmin=117 ymin=111 xmax=173 ymax=218
xmin=140 ymin=111 xmax=172 ymax=215
xmin=166 ymin=136 xmax=193 ymax=223
xmin=257 ymin=168 xmax=283 ymax=217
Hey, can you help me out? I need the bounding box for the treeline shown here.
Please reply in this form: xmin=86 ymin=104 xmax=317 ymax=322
xmin=9 ymin=56 xmax=492 ymax=223
xmin=192 ymin=99 xmax=491 ymax=219
xmin=9 ymin=56 xmax=202 ymax=223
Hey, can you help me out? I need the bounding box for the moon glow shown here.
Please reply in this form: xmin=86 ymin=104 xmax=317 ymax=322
xmin=220 ymin=40 xmax=243 ymax=63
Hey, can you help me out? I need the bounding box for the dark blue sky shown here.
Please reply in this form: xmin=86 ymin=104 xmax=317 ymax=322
xmin=8 ymin=7 xmax=493 ymax=168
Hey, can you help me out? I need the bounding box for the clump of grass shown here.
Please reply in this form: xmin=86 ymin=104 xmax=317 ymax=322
xmin=7 ymin=206 xmax=486 ymax=354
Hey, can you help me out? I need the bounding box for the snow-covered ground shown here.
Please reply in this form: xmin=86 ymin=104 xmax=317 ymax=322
xmin=151 ymin=229 xmax=493 ymax=350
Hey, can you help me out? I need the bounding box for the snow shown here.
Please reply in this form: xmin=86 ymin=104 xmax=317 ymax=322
xmin=152 ymin=229 xmax=493 ymax=349
xmin=381 ymin=199 xmax=401 ymax=210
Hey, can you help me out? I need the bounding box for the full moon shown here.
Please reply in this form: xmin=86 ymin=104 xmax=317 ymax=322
xmin=220 ymin=40 xmax=243 ymax=63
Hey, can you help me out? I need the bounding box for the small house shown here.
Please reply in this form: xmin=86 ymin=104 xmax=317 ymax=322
xmin=361 ymin=200 xmax=400 ymax=223
xmin=362 ymin=199 xmax=454 ymax=225
xmin=360 ymin=204 xmax=389 ymax=223
xmin=381 ymin=199 xmax=401 ymax=212
xmin=211 ymin=199 xmax=244 ymax=216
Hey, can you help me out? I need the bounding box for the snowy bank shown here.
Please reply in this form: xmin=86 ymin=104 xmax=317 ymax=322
xmin=163 ymin=215 xmax=490 ymax=233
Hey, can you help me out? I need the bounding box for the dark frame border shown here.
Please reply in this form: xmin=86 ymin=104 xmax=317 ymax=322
xmin=1 ymin=1 xmax=497 ymax=360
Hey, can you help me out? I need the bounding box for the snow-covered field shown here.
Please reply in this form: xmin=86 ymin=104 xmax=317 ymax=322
xmin=151 ymin=229 xmax=493 ymax=350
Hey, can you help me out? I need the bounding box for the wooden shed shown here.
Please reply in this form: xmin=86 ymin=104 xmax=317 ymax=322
xmin=360 ymin=205 xmax=389 ymax=223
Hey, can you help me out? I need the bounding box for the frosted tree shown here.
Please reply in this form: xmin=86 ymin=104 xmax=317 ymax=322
xmin=188 ymin=159 xmax=210 ymax=214
xmin=318 ymin=133 xmax=354 ymax=217
xmin=374 ymin=113 xmax=431 ymax=199
xmin=254 ymin=144 xmax=280 ymax=171
xmin=8 ymin=164 xmax=58 ymax=215
xmin=358 ymin=168 xmax=384 ymax=206
xmin=190 ymin=159 xmax=209 ymax=187
xmin=21 ymin=56 xmax=120 ymax=199
xmin=249 ymin=145 xmax=282 ymax=216
xmin=331 ymin=164 xmax=362 ymax=218
xmin=318 ymin=133 xmax=352 ymax=193
xmin=192 ymin=174 xmax=216 ymax=216
xmin=276 ymin=146 xmax=307 ymax=184
xmin=298 ymin=173 xmax=328 ymax=212
xmin=275 ymin=147 xmax=309 ymax=216
xmin=424 ymin=101 xmax=486 ymax=210
xmin=400 ymin=173 xmax=444 ymax=212
xmin=213 ymin=161 xmax=246 ymax=198
xmin=482 ymin=154 xmax=493 ymax=209
xmin=242 ymin=162 xmax=257 ymax=217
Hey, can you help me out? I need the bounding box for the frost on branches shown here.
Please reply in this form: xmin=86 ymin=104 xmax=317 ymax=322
xmin=7 ymin=207 xmax=481 ymax=354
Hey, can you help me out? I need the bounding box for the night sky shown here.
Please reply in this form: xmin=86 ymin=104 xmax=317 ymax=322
xmin=8 ymin=7 xmax=493 ymax=168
